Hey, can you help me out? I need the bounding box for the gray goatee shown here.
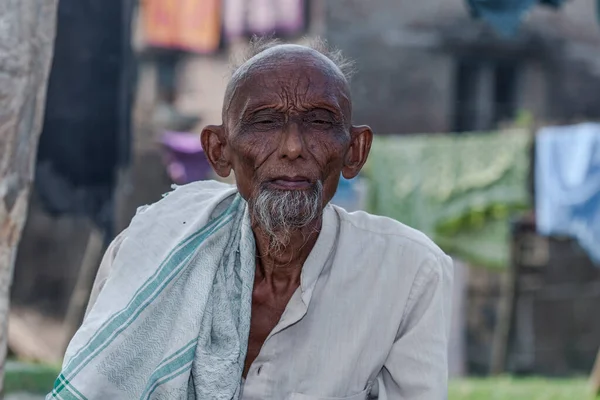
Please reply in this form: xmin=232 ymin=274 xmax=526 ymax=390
xmin=250 ymin=180 xmax=324 ymax=255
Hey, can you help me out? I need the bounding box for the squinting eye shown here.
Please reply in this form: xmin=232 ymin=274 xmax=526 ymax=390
xmin=311 ymin=119 xmax=331 ymax=125
xmin=254 ymin=119 xmax=277 ymax=126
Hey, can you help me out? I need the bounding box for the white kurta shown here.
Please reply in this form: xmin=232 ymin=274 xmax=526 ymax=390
xmin=87 ymin=203 xmax=453 ymax=400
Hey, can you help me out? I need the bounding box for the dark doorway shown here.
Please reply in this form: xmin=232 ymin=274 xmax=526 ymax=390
xmin=454 ymin=58 xmax=520 ymax=133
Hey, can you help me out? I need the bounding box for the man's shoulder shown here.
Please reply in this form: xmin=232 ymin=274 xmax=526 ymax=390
xmin=160 ymin=180 xmax=236 ymax=203
xmin=137 ymin=180 xmax=236 ymax=215
xmin=332 ymin=206 xmax=448 ymax=261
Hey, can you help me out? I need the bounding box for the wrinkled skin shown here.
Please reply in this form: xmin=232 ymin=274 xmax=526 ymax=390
xmin=201 ymin=44 xmax=373 ymax=377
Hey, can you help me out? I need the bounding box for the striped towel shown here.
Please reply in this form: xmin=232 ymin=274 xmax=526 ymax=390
xmin=48 ymin=181 xmax=255 ymax=399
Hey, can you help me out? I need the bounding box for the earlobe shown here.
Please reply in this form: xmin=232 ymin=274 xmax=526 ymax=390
xmin=200 ymin=125 xmax=232 ymax=178
xmin=342 ymin=125 xmax=373 ymax=179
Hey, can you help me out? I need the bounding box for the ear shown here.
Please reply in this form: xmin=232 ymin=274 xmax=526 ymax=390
xmin=342 ymin=125 xmax=373 ymax=179
xmin=200 ymin=125 xmax=232 ymax=178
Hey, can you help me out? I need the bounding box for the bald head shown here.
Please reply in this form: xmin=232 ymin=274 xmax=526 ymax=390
xmin=222 ymin=43 xmax=353 ymax=122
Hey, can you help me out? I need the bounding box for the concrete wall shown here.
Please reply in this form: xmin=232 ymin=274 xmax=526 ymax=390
xmin=326 ymin=0 xmax=600 ymax=134
xmin=325 ymin=0 xmax=458 ymax=133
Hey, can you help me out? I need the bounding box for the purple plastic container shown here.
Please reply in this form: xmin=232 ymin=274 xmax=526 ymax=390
xmin=160 ymin=131 xmax=212 ymax=184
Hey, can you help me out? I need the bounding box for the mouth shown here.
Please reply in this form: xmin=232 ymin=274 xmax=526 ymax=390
xmin=267 ymin=176 xmax=313 ymax=190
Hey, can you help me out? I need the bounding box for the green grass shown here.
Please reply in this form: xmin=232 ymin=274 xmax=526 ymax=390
xmin=450 ymin=377 xmax=594 ymax=400
xmin=5 ymin=362 xmax=60 ymax=394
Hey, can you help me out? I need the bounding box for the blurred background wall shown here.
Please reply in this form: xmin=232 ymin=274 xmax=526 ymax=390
xmin=326 ymin=0 xmax=600 ymax=134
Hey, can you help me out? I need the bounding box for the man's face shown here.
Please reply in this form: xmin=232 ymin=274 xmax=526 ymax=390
xmin=224 ymin=55 xmax=353 ymax=208
xmin=201 ymin=46 xmax=371 ymax=242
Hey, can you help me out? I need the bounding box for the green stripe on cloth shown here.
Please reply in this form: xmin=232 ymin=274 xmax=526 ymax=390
xmin=50 ymin=374 xmax=87 ymax=400
xmin=152 ymin=339 xmax=196 ymax=372
xmin=65 ymin=214 xmax=232 ymax=379
xmin=55 ymin=197 xmax=240 ymax=392
xmin=65 ymin=200 xmax=236 ymax=373
xmin=141 ymin=341 xmax=197 ymax=399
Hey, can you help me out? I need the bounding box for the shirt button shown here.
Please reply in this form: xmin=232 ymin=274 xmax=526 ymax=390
xmin=256 ymin=365 xmax=263 ymax=375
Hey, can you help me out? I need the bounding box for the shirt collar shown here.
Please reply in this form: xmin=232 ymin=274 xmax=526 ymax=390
xmin=300 ymin=204 xmax=339 ymax=306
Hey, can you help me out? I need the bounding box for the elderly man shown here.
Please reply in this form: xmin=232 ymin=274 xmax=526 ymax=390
xmin=49 ymin=40 xmax=453 ymax=400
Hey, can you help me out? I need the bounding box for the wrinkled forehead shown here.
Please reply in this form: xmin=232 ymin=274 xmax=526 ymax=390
xmin=242 ymin=62 xmax=346 ymax=104
xmin=225 ymin=46 xmax=351 ymax=121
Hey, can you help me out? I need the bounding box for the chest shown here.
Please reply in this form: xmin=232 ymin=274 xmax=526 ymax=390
xmin=243 ymin=281 xmax=298 ymax=377
xmin=239 ymin=278 xmax=393 ymax=400
xmin=239 ymin=241 xmax=411 ymax=398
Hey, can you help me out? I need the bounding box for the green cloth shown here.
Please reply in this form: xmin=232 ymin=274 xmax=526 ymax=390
xmin=365 ymin=130 xmax=531 ymax=268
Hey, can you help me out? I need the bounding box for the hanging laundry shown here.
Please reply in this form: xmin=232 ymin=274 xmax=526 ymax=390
xmin=223 ymin=0 xmax=306 ymax=40
xmin=141 ymin=0 xmax=221 ymax=54
xmin=536 ymin=123 xmax=600 ymax=264
xmin=365 ymin=130 xmax=531 ymax=268
xmin=466 ymin=0 xmax=566 ymax=36
xmin=36 ymin=0 xmax=134 ymax=236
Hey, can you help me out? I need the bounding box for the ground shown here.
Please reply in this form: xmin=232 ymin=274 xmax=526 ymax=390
xmin=449 ymin=377 xmax=592 ymax=400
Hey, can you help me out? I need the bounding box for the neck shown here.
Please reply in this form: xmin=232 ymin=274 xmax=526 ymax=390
xmin=252 ymin=217 xmax=322 ymax=284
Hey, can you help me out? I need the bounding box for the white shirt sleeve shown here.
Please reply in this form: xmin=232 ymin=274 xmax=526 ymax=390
xmin=83 ymin=229 xmax=128 ymax=320
xmin=380 ymin=253 xmax=454 ymax=399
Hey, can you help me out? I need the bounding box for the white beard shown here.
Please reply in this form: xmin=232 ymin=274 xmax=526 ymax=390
xmin=250 ymin=180 xmax=323 ymax=254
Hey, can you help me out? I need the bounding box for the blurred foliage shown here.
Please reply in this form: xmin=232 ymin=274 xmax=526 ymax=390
xmin=436 ymin=202 xmax=528 ymax=235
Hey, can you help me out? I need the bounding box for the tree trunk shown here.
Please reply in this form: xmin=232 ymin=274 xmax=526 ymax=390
xmin=0 ymin=0 xmax=58 ymax=393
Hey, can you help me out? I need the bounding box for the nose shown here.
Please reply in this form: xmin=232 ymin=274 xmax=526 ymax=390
xmin=278 ymin=121 xmax=303 ymax=160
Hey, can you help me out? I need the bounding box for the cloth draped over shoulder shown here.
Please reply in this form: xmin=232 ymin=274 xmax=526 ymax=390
xmin=48 ymin=181 xmax=256 ymax=399
xmin=365 ymin=130 xmax=531 ymax=268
